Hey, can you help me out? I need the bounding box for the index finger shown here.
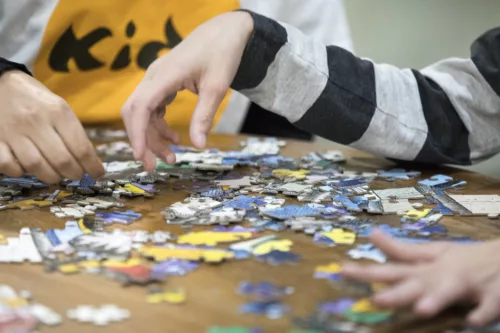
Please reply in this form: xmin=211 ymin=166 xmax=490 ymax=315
xmin=371 ymin=229 xmax=452 ymax=263
xmin=54 ymin=112 xmax=104 ymax=178
xmin=122 ymin=79 xmax=180 ymax=161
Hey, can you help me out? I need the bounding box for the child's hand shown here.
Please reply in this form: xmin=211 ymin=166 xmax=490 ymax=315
xmin=121 ymin=12 xmax=254 ymax=171
xmin=341 ymin=230 xmax=500 ymax=326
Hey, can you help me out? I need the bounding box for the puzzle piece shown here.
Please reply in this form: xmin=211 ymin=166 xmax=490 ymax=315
xmin=0 ymin=228 xmax=43 ymax=263
xmin=230 ymin=235 xmax=278 ymax=253
xmin=261 ymin=205 xmax=321 ymax=220
xmin=177 ymin=231 xmax=252 ymax=246
xmin=238 ymin=282 xmax=294 ymax=301
xmin=46 ymin=221 xmax=85 ymax=246
xmin=0 ymin=196 xmax=54 ymax=210
xmin=252 ymin=239 xmax=293 ymax=256
xmin=139 ymin=246 xmax=235 ymax=263
xmin=418 ymin=174 xmax=453 ymax=187
xmin=373 ymin=187 xmax=424 ymax=200
xmin=50 ymin=204 xmax=96 ymax=219
xmin=380 ymin=198 xmax=414 ymax=214
xmin=297 ymin=190 xmax=331 ymax=203
xmin=240 ymin=137 xmax=286 ymax=155
xmin=404 ymin=208 xmax=432 ymax=220
xmin=347 ymin=244 xmax=387 ymax=263
xmin=215 ymin=176 xmax=253 ymax=187
xmin=151 ymin=259 xmax=199 ymax=279
xmin=102 ymin=258 xmax=155 ymax=285
xmin=318 ymin=298 xmax=357 ymax=315
xmin=67 ymin=305 xmax=130 ymax=326
xmin=95 ymin=210 xmax=142 ymax=225
xmin=273 ymin=169 xmax=310 ymax=180
xmin=377 ymin=169 xmax=421 ymax=181
xmin=70 ymin=231 xmax=133 ymax=259
xmin=333 ymin=196 xmax=362 ymax=212
xmin=239 ymin=300 xmax=290 ymax=319
xmin=77 ymin=196 xmax=126 ymax=209
xmin=284 ymin=217 xmax=334 ymax=234
xmin=0 ymin=185 xmax=22 ymax=200
xmin=320 ymin=229 xmax=356 ymax=245
xmin=164 ymin=197 xmax=222 ymax=220
xmin=0 ymin=176 xmax=47 ymax=189
xmin=147 ymin=287 xmax=186 ymax=304
xmin=130 ymin=171 xmax=169 ymax=184
xmin=278 ymin=182 xmax=313 ymax=196
xmin=113 ymin=183 xmax=155 ymax=198
xmin=255 ymin=250 xmax=301 ymax=265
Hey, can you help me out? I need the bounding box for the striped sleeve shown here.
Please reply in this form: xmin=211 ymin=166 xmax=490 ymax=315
xmin=231 ymin=12 xmax=500 ymax=165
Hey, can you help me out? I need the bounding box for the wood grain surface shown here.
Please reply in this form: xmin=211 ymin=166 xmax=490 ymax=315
xmin=2 ymin=130 xmax=500 ymax=333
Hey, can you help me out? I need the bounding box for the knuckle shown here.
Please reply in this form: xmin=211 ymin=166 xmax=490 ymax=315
xmin=52 ymin=157 xmax=73 ymax=170
xmin=73 ymin=146 xmax=94 ymax=160
xmin=22 ymin=158 xmax=43 ymax=171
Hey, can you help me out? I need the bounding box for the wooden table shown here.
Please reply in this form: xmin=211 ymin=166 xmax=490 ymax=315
xmin=2 ymin=131 xmax=500 ymax=333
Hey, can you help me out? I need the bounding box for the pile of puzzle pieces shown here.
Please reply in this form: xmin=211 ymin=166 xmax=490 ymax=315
xmin=3 ymin=134 xmax=500 ymax=332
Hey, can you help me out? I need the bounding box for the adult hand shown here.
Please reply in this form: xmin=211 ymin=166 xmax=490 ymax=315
xmin=0 ymin=70 xmax=104 ymax=184
xmin=342 ymin=230 xmax=500 ymax=326
xmin=121 ymin=12 xmax=254 ymax=171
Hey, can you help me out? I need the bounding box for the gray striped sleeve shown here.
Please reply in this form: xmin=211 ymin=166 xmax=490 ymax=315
xmin=231 ymin=11 xmax=500 ymax=165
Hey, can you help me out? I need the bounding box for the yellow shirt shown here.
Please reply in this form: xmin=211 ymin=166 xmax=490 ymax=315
xmin=33 ymin=0 xmax=239 ymax=126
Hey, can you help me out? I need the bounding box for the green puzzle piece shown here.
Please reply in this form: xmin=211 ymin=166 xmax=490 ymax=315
xmin=343 ymin=310 xmax=392 ymax=324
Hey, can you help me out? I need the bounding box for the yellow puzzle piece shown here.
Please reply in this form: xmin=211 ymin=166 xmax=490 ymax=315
xmin=252 ymin=239 xmax=293 ymax=256
xmin=117 ymin=183 xmax=153 ymax=197
xmin=139 ymin=246 xmax=234 ymax=263
xmin=147 ymin=289 xmax=186 ymax=305
xmin=320 ymin=229 xmax=356 ymax=245
xmin=352 ymin=298 xmax=390 ymax=314
xmin=315 ymin=262 xmax=341 ymax=274
xmin=404 ymin=208 xmax=431 ymax=220
xmin=177 ymin=231 xmax=252 ymax=246
xmin=272 ymin=169 xmax=310 ymax=180
xmin=0 ymin=234 xmax=6 ymax=245
xmin=59 ymin=263 xmax=80 ymax=274
xmin=0 ymin=198 xmax=53 ymax=210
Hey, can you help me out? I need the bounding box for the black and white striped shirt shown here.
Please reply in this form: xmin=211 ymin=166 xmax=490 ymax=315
xmin=232 ymin=11 xmax=500 ymax=165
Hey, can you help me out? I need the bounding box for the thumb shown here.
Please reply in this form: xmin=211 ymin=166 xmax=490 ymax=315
xmin=190 ymin=83 xmax=226 ymax=149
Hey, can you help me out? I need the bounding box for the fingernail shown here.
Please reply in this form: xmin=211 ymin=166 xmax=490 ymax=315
xmin=166 ymin=153 xmax=176 ymax=165
xmin=196 ymin=134 xmax=206 ymax=148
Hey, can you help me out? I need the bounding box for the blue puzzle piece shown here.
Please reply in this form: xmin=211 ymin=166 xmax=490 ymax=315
xmin=377 ymin=168 xmax=421 ymax=181
xmin=238 ymin=282 xmax=294 ymax=300
xmin=133 ymin=183 xmax=156 ymax=193
xmin=331 ymin=177 xmax=372 ymax=188
xmin=0 ymin=176 xmax=47 ymax=189
xmin=418 ymin=225 xmax=448 ymax=236
xmin=239 ymin=300 xmax=290 ymax=319
xmin=256 ymin=250 xmax=301 ymax=265
xmin=95 ymin=210 xmax=142 ymax=225
xmin=68 ymin=174 xmax=96 ymax=193
xmin=223 ymin=195 xmax=263 ymax=210
xmin=333 ymin=196 xmax=361 ymax=212
xmin=46 ymin=221 xmax=84 ymax=246
xmin=257 ymin=156 xmax=295 ymax=168
xmin=261 ymin=205 xmax=321 ymax=220
xmin=418 ymin=174 xmax=453 ymax=187
xmin=313 ymin=233 xmax=335 ymax=246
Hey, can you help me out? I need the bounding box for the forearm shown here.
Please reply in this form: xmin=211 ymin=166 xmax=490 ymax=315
xmin=231 ymin=12 xmax=500 ymax=165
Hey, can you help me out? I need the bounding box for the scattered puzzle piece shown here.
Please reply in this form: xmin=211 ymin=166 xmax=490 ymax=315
xmin=418 ymin=174 xmax=453 ymax=187
xmin=252 ymin=239 xmax=293 ymax=256
xmin=177 ymin=231 xmax=253 ymax=246
xmin=139 ymin=246 xmax=235 ymax=263
xmin=377 ymin=169 xmax=421 ymax=181
xmin=320 ymin=229 xmax=356 ymax=245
